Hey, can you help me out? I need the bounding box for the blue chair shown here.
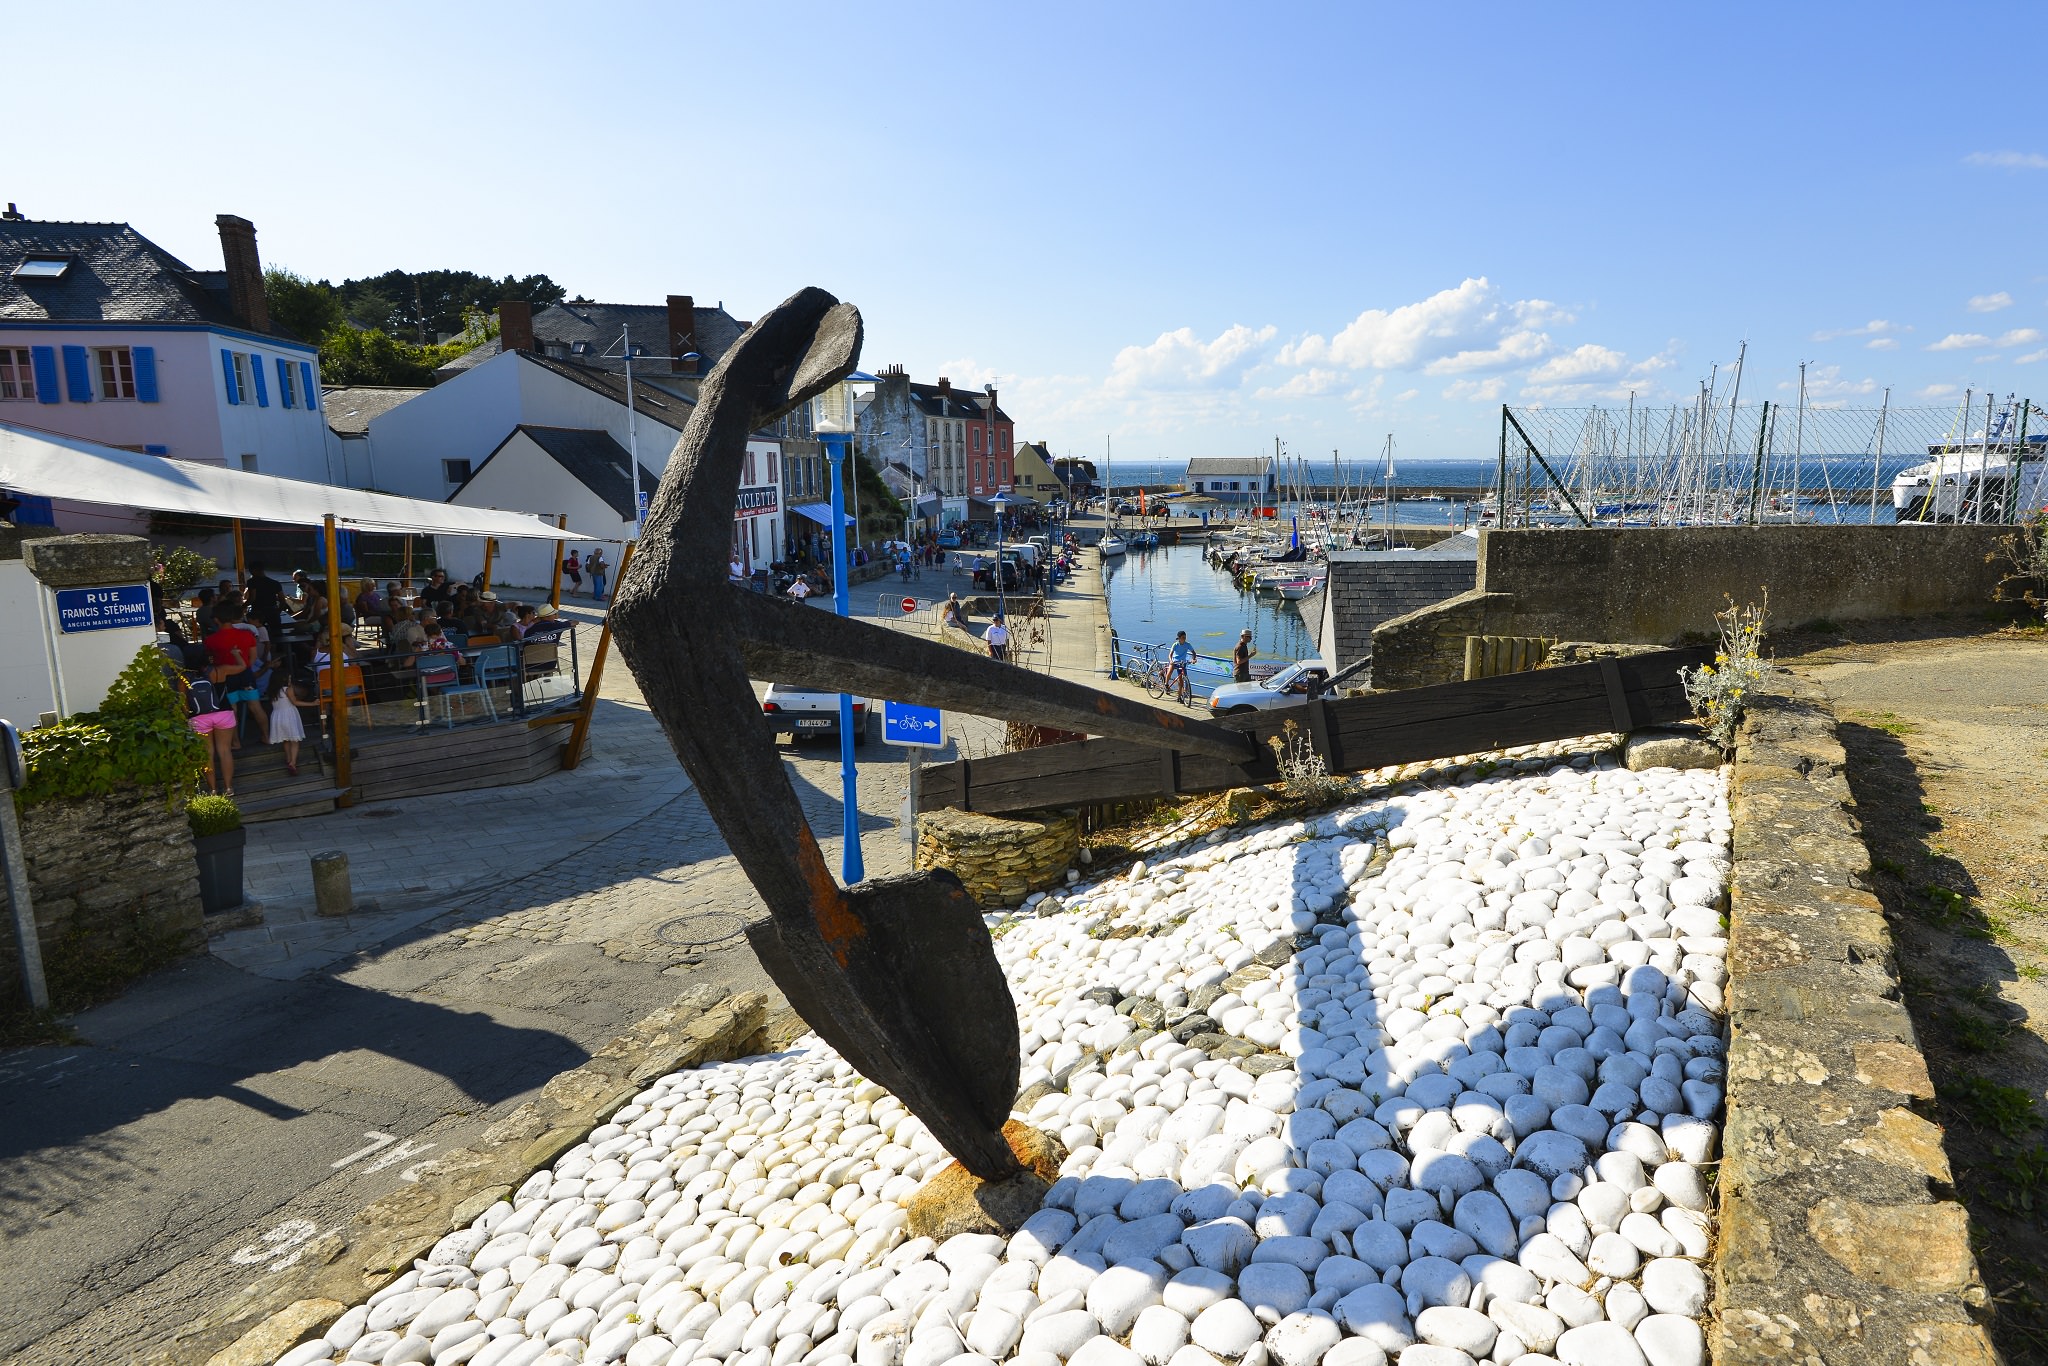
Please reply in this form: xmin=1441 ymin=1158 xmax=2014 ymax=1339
xmin=474 ymin=643 xmax=523 ymax=713
xmin=418 ymin=650 xmax=492 ymax=727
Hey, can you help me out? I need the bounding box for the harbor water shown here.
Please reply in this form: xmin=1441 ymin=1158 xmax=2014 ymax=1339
xmin=1103 ymin=543 xmax=1319 ymax=677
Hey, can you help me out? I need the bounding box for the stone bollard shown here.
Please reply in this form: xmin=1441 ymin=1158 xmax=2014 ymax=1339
xmin=312 ymin=851 xmax=353 ymax=919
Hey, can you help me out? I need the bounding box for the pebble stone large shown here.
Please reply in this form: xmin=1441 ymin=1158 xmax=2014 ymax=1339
xmin=268 ymin=742 xmax=1730 ymax=1366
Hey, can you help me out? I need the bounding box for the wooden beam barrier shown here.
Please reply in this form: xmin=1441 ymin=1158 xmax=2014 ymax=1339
xmin=917 ymin=647 xmax=1710 ymax=816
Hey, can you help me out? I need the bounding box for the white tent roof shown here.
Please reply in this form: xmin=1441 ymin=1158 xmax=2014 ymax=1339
xmin=0 ymin=421 xmax=620 ymax=542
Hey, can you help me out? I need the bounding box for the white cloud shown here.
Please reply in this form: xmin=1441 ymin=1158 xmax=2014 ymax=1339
xmin=1441 ymin=377 xmax=1505 ymax=402
xmin=1254 ymin=367 xmax=1342 ymax=399
xmin=1779 ymin=365 xmax=1876 ymax=400
xmin=1512 ymin=299 xmax=1576 ymax=328
xmin=1424 ymin=329 xmax=1551 ymax=376
xmin=1525 ymin=344 xmax=1628 ymax=385
xmin=1866 ymin=337 xmax=1900 ymax=351
xmin=2016 ymin=349 xmax=2048 ymax=364
xmin=1317 ymin=277 xmax=1500 ymax=370
xmin=1812 ymin=319 xmax=1905 ymax=342
xmin=1105 ymin=323 xmax=1275 ymax=394
xmin=1918 ymin=383 xmax=1960 ymax=399
xmin=1967 ymin=291 xmax=2014 ymax=313
xmin=1927 ymin=332 xmax=1992 ymax=351
xmin=1394 ymin=388 xmax=1419 ymax=402
xmin=1965 ymin=151 xmax=2048 ymax=170
xmin=1997 ymin=328 xmax=2042 ymax=347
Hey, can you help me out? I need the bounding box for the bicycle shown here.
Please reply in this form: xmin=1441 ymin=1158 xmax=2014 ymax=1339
xmin=1116 ymin=643 xmax=1163 ymax=693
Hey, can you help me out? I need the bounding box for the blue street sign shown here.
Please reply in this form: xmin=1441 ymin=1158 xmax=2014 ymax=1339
xmin=53 ymin=584 xmax=153 ymax=634
xmin=637 ymin=489 xmax=651 ymax=528
xmin=882 ymin=700 xmax=946 ymax=748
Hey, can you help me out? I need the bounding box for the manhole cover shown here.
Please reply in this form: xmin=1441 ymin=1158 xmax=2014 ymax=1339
xmin=654 ymin=910 xmax=747 ymax=953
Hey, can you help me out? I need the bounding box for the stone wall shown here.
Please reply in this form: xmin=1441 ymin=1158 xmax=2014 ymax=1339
xmin=1321 ymin=551 xmax=1479 ymax=671
xmin=917 ymin=808 xmax=1079 ymax=907
xmin=1714 ymin=673 xmax=1996 ymax=1364
xmin=1372 ymin=525 xmax=2014 ymax=689
xmin=1369 ymin=590 xmax=1515 ymax=690
xmin=2 ymin=786 xmax=206 ymax=1011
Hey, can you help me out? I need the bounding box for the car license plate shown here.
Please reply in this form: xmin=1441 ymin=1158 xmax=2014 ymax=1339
xmin=794 ymin=717 xmax=832 ymax=729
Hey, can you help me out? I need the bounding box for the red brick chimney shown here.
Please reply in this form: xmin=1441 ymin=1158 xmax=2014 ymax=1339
xmin=499 ymin=300 xmax=534 ymax=354
xmin=667 ymin=295 xmax=698 ymax=374
xmin=937 ymin=376 xmax=951 ymax=399
xmin=215 ymin=214 xmax=270 ymax=333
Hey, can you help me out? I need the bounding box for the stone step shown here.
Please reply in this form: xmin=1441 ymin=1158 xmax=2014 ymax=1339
xmin=240 ymin=787 xmax=345 ymax=822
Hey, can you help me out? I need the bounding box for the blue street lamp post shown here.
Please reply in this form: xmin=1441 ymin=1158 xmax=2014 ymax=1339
xmin=816 ymin=378 xmax=870 ymax=884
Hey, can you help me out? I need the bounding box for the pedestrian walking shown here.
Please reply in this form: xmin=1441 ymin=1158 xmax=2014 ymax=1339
xmin=1233 ymin=629 xmax=1256 ymax=682
xmin=588 ymin=547 xmax=610 ymax=601
xmin=563 ymin=549 xmax=582 ymax=594
xmin=984 ymin=613 xmax=1010 ymax=663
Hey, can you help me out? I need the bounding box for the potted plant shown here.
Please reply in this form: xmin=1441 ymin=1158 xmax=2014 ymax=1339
xmin=189 ymin=793 xmax=246 ymax=914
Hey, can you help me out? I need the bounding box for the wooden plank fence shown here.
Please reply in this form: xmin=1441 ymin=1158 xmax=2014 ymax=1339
xmin=918 ymin=646 xmax=1711 ymax=816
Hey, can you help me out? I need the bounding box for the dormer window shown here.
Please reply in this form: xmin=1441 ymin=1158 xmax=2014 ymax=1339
xmin=11 ymin=256 xmax=69 ymax=280
xmin=571 ymin=340 xmax=590 ymax=355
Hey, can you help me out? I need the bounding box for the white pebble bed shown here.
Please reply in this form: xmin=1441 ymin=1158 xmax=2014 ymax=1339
xmin=274 ymin=745 xmax=1728 ymax=1366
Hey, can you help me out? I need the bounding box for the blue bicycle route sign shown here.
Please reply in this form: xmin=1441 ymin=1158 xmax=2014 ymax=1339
xmin=881 ymin=700 xmax=945 ymax=748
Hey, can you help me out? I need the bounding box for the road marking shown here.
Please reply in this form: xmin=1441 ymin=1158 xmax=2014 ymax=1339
xmin=363 ymin=1137 xmax=434 ymax=1176
xmin=229 ymin=1218 xmax=320 ymax=1270
xmin=332 ymin=1131 xmax=399 ymax=1169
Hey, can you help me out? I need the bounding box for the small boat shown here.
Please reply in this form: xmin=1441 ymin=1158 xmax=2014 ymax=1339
xmin=1277 ymin=577 xmax=1325 ymax=601
xmin=1099 ymin=534 xmax=1127 ymax=557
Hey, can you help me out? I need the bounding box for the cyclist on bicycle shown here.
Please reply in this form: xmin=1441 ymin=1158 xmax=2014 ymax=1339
xmin=1167 ymin=631 xmax=1197 ymax=705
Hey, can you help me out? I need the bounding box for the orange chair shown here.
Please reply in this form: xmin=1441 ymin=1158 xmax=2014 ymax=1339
xmin=317 ymin=662 xmax=373 ymax=728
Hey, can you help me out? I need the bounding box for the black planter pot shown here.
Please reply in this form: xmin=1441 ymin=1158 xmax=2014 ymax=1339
xmin=194 ymin=827 xmax=247 ymax=914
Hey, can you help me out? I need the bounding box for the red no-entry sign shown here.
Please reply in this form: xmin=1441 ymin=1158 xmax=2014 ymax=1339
xmin=901 ymin=597 xmax=918 ymax=614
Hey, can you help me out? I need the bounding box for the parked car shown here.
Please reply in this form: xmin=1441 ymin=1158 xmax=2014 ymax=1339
xmin=1207 ymin=661 xmax=1330 ymax=715
xmin=937 ymin=532 xmax=963 ymax=549
xmin=762 ymin=684 xmax=872 ymax=745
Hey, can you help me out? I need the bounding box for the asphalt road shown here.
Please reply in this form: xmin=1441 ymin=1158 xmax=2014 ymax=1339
xmin=0 ymin=734 xmax=941 ymax=1364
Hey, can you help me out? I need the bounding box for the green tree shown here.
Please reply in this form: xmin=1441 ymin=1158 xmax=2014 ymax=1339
xmin=334 ymin=269 xmax=565 ymax=342
xmin=264 ymin=267 xmax=344 ymax=343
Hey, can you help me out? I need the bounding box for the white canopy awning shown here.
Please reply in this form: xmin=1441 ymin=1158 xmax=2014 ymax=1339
xmin=0 ymin=422 xmax=620 ymax=542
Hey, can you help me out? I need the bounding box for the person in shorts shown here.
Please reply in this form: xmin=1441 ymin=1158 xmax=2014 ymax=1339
xmin=186 ymin=672 xmax=239 ymax=795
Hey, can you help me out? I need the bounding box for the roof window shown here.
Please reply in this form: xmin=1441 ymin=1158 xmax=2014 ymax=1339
xmin=11 ymin=257 xmax=69 ymax=280
xmin=571 ymin=340 xmax=590 ymax=355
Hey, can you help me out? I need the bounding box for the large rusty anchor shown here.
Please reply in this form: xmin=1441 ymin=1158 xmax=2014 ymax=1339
xmin=610 ymin=288 xmax=1257 ymax=1182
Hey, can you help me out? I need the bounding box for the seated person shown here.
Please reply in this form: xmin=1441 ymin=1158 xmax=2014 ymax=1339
xmin=354 ymin=579 xmax=388 ymax=626
xmin=512 ymin=604 xmax=540 ymax=638
xmin=385 ymin=604 xmax=429 ymax=662
xmin=419 ymin=615 xmax=452 ymax=652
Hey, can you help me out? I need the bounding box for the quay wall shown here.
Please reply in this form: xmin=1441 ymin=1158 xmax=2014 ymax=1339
xmin=1373 ymin=525 xmax=2013 ymax=687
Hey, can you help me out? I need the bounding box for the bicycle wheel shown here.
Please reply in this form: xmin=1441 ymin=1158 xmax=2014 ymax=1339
xmin=1144 ymin=666 xmax=1169 ymax=700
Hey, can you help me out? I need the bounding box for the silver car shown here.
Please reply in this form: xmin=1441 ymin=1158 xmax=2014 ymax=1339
xmin=1206 ymin=661 xmax=1330 ymax=715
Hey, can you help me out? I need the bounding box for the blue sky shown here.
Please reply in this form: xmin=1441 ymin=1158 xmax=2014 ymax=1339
xmin=13 ymin=2 xmax=2046 ymax=459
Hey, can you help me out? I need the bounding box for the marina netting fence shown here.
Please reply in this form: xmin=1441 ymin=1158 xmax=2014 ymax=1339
xmin=1498 ymin=394 xmax=2041 ymax=525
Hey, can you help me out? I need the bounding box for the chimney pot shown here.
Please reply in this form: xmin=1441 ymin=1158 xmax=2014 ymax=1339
xmin=498 ymin=300 xmax=534 ymax=355
xmin=667 ymin=295 xmax=698 ymax=375
xmin=215 ymin=214 xmax=270 ymax=333
xmin=1 ymin=203 xmax=23 ymax=221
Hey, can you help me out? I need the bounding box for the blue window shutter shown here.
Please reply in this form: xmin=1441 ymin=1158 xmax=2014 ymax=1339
xmin=133 ymin=346 xmax=160 ymax=403
xmin=276 ymin=357 xmax=293 ymax=408
xmin=62 ymin=345 xmax=92 ymax=401
xmin=30 ymin=346 xmax=59 ymax=403
xmin=301 ymin=361 xmax=317 ymax=411
xmin=250 ymin=353 xmax=269 ymax=406
xmin=221 ymin=349 xmax=239 ymax=404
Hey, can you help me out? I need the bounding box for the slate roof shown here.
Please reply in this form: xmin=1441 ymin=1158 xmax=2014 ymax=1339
xmin=908 ymin=381 xmax=1010 ymax=423
xmin=1321 ymin=549 xmax=1478 ymax=670
xmin=437 ymin=299 xmax=747 ymax=379
xmin=484 ymin=425 xmax=660 ymax=521
xmin=0 ymin=218 xmax=295 ymax=337
xmin=1186 ymin=457 xmax=1274 ymax=477
xmin=524 ymin=353 xmax=695 ymax=432
xmin=322 ymin=385 xmax=427 ymax=434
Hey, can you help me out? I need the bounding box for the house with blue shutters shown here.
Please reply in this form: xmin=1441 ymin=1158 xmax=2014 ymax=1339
xmin=0 ymin=206 xmax=335 ymax=534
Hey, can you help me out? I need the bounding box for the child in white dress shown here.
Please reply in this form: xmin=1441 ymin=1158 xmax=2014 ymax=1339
xmin=269 ymin=674 xmax=311 ymax=775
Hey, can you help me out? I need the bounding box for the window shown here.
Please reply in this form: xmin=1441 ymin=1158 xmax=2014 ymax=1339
xmin=972 ymin=428 xmax=981 ymax=453
xmin=241 ymin=453 xmax=259 ymax=473
xmin=277 ymin=358 xmax=298 ymax=408
xmin=11 ymin=257 xmax=68 ymax=280
xmin=230 ymin=352 xmax=252 ymax=404
xmin=0 ymin=348 xmax=33 ymax=400
xmin=444 ymin=458 xmax=472 ymax=486
xmin=95 ymin=347 xmax=135 ymax=399
xmin=767 ymin=450 xmax=778 ymax=482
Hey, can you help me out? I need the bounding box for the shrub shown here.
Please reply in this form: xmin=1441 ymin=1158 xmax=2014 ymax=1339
xmin=149 ymin=544 xmax=219 ymax=597
xmin=1680 ymin=589 xmax=1771 ymax=751
xmin=16 ymin=647 xmax=207 ymax=808
xmin=186 ymin=794 xmax=242 ymax=837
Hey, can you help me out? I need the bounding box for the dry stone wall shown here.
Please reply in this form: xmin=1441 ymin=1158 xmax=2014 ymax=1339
xmin=916 ymin=808 xmax=1079 ymax=906
xmin=1714 ymin=673 xmax=1997 ymax=1364
xmin=3 ymin=785 xmax=205 ymax=1010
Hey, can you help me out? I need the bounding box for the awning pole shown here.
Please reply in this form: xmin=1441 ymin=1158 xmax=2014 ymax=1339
xmin=402 ymin=534 xmax=414 ymax=597
xmin=562 ymin=540 xmax=633 ymax=771
xmin=232 ymin=518 xmax=247 ymax=587
xmin=550 ymin=514 xmax=567 ymax=611
xmin=480 ymin=537 xmax=496 ymax=594
xmin=324 ymin=515 xmax=353 ymax=808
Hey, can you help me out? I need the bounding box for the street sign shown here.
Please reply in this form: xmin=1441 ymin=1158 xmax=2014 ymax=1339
xmin=901 ymin=597 xmax=918 ymax=614
xmin=882 ymin=700 xmax=946 ymax=748
xmin=53 ymin=584 xmax=153 ymax=634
